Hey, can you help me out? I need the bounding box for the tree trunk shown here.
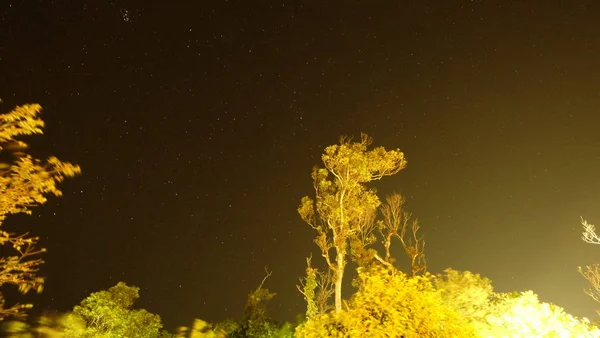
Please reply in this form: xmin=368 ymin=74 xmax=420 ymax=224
xmin=334 ymin=252 xmax=345 ymax=313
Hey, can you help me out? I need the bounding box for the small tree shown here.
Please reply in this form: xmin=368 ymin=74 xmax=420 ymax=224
xmin=227 ymin=267 xmax=283 ymax=338
xmin=298 ymin=133 xmax=406 ymax=313
xmin=242 ymin=269 xmax=276 ymax=337
xmin=0 ymin=103 xmax=80 ymax=319
xmin=64 ymin=282 xmax=163 ymax=338
xmin=296 ymin=255 xmax=334 ymax=319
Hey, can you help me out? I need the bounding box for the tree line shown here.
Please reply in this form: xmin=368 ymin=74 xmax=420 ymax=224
xmin=0 ymin=102 xmax=599 ymax=337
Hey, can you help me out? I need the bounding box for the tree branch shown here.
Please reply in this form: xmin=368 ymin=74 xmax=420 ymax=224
xmin=582 ymin=217 xmax=600 ymax=244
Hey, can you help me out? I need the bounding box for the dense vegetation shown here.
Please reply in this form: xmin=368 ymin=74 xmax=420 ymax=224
xmin=0 ymin=103 xmax=599 ymax=337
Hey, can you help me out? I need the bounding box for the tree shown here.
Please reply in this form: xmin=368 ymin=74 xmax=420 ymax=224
xmin=0 ymin=103 xmax=80 ymax=320
xmin=298 ymin=133 xmax=406 ymax=313
xmin=64 ymin=282 xmax=163 ymax=338
xmin=239 ymin=268 xmax=277 ymax=338
xmin=227 ymin=267 xmax=295 ymax=338
xmin=579 ymin=217 xmax=600 ymax=313
xmin=296 ymin=255 xmax=334 ymax=319
xmin=295 ymin=265 xmax=477 ymax=337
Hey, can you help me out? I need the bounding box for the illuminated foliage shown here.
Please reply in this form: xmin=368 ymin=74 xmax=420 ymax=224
xmin=1 ymin=312 xmax=85 ymax=337
xmin=0 ymin=103 xmax=80 ymax=320
xmin=63 ymin=282 xmax=163 ymax=338
xmin=435 ymin=269 xmax=600 ymax=337
xmin=175 ymin=319 xmax=227 ymax=338
xmin=434 ymin=268 xmax=495 ymax=323
xmin=295 ymin=266 xmax=476 ymax=338
xmin=483 ymin=291 xmax=600 ymax=337
xmin=298 ymin=133 xmax=406 ymax=313
xmin=180 ymin=317 xmax=295 ymax=338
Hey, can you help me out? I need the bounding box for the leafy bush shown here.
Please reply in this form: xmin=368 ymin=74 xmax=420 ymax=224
xmin=295 ymin=265 xmax=477 ymax=337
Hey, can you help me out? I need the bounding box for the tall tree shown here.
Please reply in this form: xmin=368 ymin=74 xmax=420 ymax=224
xmin=0 ymin=103 xmax=80 ymax=319
xmin=298 ymin=133 xmax=406 ymax=313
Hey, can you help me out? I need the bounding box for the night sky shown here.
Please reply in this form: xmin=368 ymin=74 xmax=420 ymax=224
xmin=2 ymin=0 xmax=600 ymax=331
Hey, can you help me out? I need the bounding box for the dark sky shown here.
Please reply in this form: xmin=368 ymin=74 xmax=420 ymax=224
xmin=2 ymin=0 xmax=600 ymax=331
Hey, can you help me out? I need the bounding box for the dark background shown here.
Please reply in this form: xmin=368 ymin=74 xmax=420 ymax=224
xmin=2 ymin=0 xmax=600 ymax=331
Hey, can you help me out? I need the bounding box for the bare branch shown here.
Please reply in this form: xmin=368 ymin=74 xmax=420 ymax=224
xmin=582 ymin=217 xmax=600 ymax=244
xmin=579 ymin=265 xmax=600 ymax=311
xmin=373 ymin=253 xmax=394 ymax=269
xmin=314 ymin=269 xmax=335 ymax=314
xmin=379 ymin=193 xmax=426 ymax=275
xmin=407 ymin=220 xmax=427 ymax=276
xmin=354 ymin=208 xmax=377 ymax=245
xmin=0 ymin=299 xmax=33 ymax=321
xmin=379 ymin=194 xmax=404 ymax=263
xmin=257 ymin=266 xmax=272 ymax=290
xmin=314 ymin=230 xmax=334 ymax=270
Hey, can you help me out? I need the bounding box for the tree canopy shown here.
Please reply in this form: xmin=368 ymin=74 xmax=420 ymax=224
xmin=64 ymin=282 xmax=163 ymax=338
